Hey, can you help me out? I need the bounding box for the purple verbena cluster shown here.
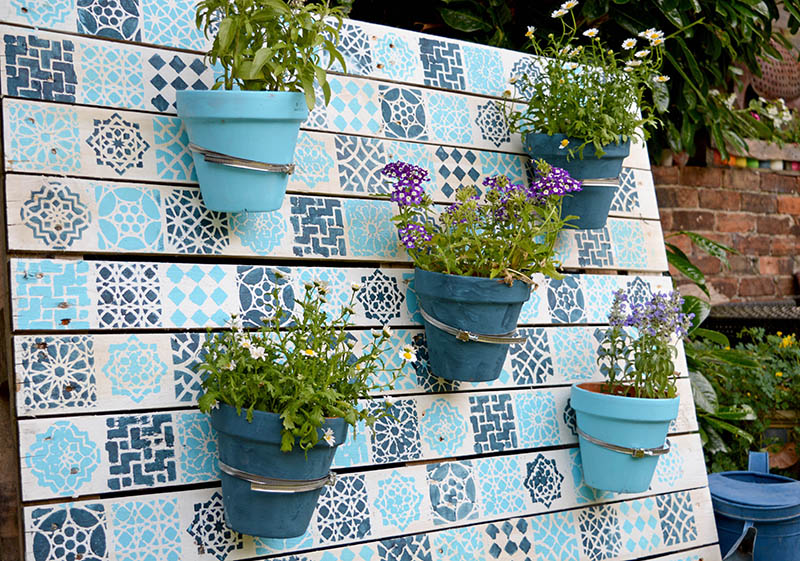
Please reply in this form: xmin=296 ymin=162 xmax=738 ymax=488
xmin=381 ymin=161 xmax=429 ymax=207
xmin=483 ymin=175 xmax=529 ymax=220
xmin=398 ymin=223 xmax=432 ymax=250
xmin=608 ymin=289 xmax=694 ymax=339
xmin=528 ymin=166 xmax=583 ymax=203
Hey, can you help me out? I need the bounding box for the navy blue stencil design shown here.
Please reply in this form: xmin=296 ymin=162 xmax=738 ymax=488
xmin=96 ymin=263 xmax=162 ymax=328
xmin=419 ymin=38 xmax=465 ymax=90
xmin=164 ymin=188 xmax=231 ymax=255
xmin=579 ymin=504 xmax=622 ymax=561
xmin=510 ymin=58 xmax=540 ymax=99
xmin=625 ymin=277 xmax=653 ymax=308
xmin=187 ymin=492 xmax=243 ymax=561
xmin=338 ymin=22 xmax=374 ymax=75
xmin=20 ymin=336 xmax=96 ymax=410
xmin=334 ymin=135 xmax=387 ymax=193
xmin=575 ymin=228 xmax=614 ymax=268
xmin=547 ymin=276 xmax=585 ymax=324
xmin=315 ymin=474 xmax=371 ymax=543
xmin=427 ymin=461 xmax=477 ymax=524
xmin=486 ymin=519 xmax=534 ymax=560
xmin=78 ymin=0 xmax=142 ymax=41
xmin=378 ymin=534 xmax=433 ymax=561
xmin=469 ymin=394 xmax=517 ymax=453
xmin=563 ymin=398 xmax=578 ymax=436
xmin=147 ymin=53 xmax=208 ymax=111
xmin=368 ymin=399 xmax=421 ymax=463
xmin=610 ymin=168 xmax=640 ymax=213
xmin=4 ymin=34 xmax=76 ymax=102
xmin=86 ymin=112 xmax=150 ymax=175
xmin=380 ymin=86 xmax=427 ymax=140
xmin=509 ymin=328 xmax=552 ymax=384
xmin=290 ymin=196 xmax=346 ymax=258
xmin=170 ymin=333 xmax=208 ymax=402
xmin=105 ymin=414 xmax=176 ymax=490
xmin=412 ymin=333 xmax=459 ymax=393
xmin=357 ymin=269 xmax=405 ymax=323
xmin=237 ymin=266 xmax=294 ymax=328
xmin=435 ymin=147 xmax=480 ymax=198
xmin=656 ymin=492 xmax=698 ymax=546
xmin=524 ymin=454 xmax=564 ymax=508
xmin=31 ymin=504 xmax=106 ymax=561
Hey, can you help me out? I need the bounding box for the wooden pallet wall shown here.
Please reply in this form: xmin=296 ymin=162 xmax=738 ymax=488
xmin=1 ymin=3 xmax=720 ymax=560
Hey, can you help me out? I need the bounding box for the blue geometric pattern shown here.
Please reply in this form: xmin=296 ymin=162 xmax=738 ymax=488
xmin=517 ymin=284 xmax=543 ymax=324
xmin=315 ymin=475 xmax=371 ymax=543
xmin=30 ymin=504 xmax=106 ymax=561
xmin=419 ymin=399 xmax=467 ymax=456
xmin=619 ymin=498 xmax=662 ymax=553
xmin=478 ymin=151 xmax=526 ymax=185
xmin=230 ymin=210 xmax=287 ymax=254
xmin=368 ymin=399 xmax=421 ymax=463
xmin=380 ymin=86 xmax=427 ymax=140
xmin=332 ymin=418 xmax=371 ymax=467
xmin=337 ymin=22 xmax=374 ymax=75
xmin=11 ymin=0 xmax=71 ymax=27
xmin=428 ymin=93 xmax=471 ymax=144
xmin=656 ymin=492 xmax=698 ymax=546
xmin=163 ymin=264 xmax=231 ymax=326
xmin=297 ymin=268 xmax=350 ymax=320
xmin=21 ymin=182 xmax=90 ymax=249
xmin=102 ymin=335 xmax=167 ymax=403
xmin=290 ymin=196 xmax=346 ymax=258
xmin=550 ymin=327 xmax=597 ymax=382
xmin=419 ymin=38 xmax=465 ymax=90
xmin=374 ymin=470 xmax=423 ymax=530
xmin=164 ymin=188 xmax=230 ymax=254
xmin=153 ymin=116 xmax=196 ymax=181
xmin=146 ymin=53 xmax=209 ymax=111
xmin=508 ymin=328 xmax=552 ymax=384
xmin=485 ymin=519 xmax=534 ymax=561
xmin=78 ymin=0 xmax=142 ymax=41
xmin=27 ymin=421 xmax=100 ymax=495
xmin=462 ymin=44 xmax=505 ymax=97
xmin=510 ymin=57 xmax=540 ymax=99
xmin=86 ymin=112 xmax=150 ymax=175
xmin=524 ymin=454 xmax=564 ymax=508
xmin=610 ymin=168 xmax=640 ymax=213
xmin=531 ymin=511 xmax=580 ymax=561
xmin=357 ymin=269 xmax=404 ymax=323
xmin=575 ymin=228 xmax=614 ymax=268
xmin=142 ymin=0 xmax=205 ymax=50
xmin=4 ymin=34 xmax=76 ymax=102
xmin=237 ymin=265 xmax=294 ymax=327
xmin=374 ymin=32 xmax=418 ymax=81
xmin=96 ymin=263 xmax=161 ymax=328
xmin=625 ymin=276 xmax=654 ymax=308
xmin=14 ymin=260 xmax=90 ymax=330
xmin=656 ymin=443 xmax=685 ymax=487
xmin=469 ymin=394 xmax=517 ymax=453
xmin=253 ymin=534 xmax=314 ymax=556
xmin=378 ymin=535 xmax=432 ymax=561
xmin=582 ymin=276 xmax=615 ymax=323
xmin=434 ymin=147 xmax=480 ymax=198
xmin=475 ymin=101 xmax=509 ymax=147
xmin=477 ymin=455 xmax=525 ymax=517
xmin=105 ymin=414 xmax=176 ymax=490
xmin=427 ymin=461 xmax=477 ymax=524
xmin=176 ymin=412 xmax=217 ymax=483
xmin=95 ymin=185 xmax=163 ymax=251
xmin=547 ymin=276 xmax=585 ymax=323
xmin=515 ymin=392 xmax=561 ymax=448
xmin=112 ymin=498 xmax=181 ymax=561
xmin=431 ymin=526 xmax=485 ymax=561
xmin=328 ymin=78 xmax=381 ymax=134
xmin=19 ymin=336 xmax=96 ymax=411
xmin=294 ymin=132 xmax=335 ymax=188
xmin=343 ymin=199 xmax=397 ymax=257
xmin=335 ymin=135 xmax=387 ymax=193
xmin=579 ymin=504 xmax=622 ymax=561
xmin=608 ymin=219 xmax=647 ymax=268
xmin=563 ymin=399 xmax=578 ymax=436
xmin=7 ymin=101 xmax=81 ymax=173
xmin=80 ymin=43 xmax=144 ymax=108
xmin=187 ymin=492 xmax=242 ymax=561
xmin=170 ymin=333 xmax=208 ymax=402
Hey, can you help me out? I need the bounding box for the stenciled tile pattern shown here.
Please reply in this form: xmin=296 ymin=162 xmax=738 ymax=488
xmin=20 ymin=181 xmax=91 ymax=250
xmin=373 ymin=32 xmax=418 ymax=81
xmin=186 ymin=492 xmax=242 ymax=561
xmin=79 ymin=43 xmax=144 ymax=108
xmin=368 ymin=399 xmax=421 ymax=463
xmin=145 ymin=52 xmax=210 ymax=111
xmin=86 ymin=112 xmax=150 ymax=175
xmin=14 ymin=260 xmax=90 ymax=330
xmin=4 ymin=34 xmax=76 ymax=102
xmin=469 ymin=394 xmax=517 ymax=454
xmin=374 ymin=470 xmax=424 ymax=531
xmin=485 ymin=518 xmax=535 ymax=561
xmin=77 ymin=0 xmax=142 ymax=41
xmin=102 ymin=335 xmax=167 ymax=403
xmin=419 ymin=38 xmax=465 ymax=90
xmin=112 ymin=498 xmax=181 ymax=561
xmin=27 ymin=421 xmax=100 ymax=496
xmin=579 ymin=504 xmax=622 ymax=561
xmin=531 ymin=511 xmax=580 ymax=561
xmin=96 ymin=262 xmax=161 ymax=328
xmin=657 ymin=492 xmax=698 ymax=546
xmin=524 ymin=454 xmax=564 ymax=508
xmin=380 ymin=85 xmax=427 ymax=140
xmin=30 ymin=504 xmax=106 ymax=561
xmin=105 ymin=414 xmax=175 ymax=490
xmin=315 ymin=475 xmax=371 ymax=544
xmin=427 ymin=461 xmax=477 ymax=524
xmin=6 ymin=101 xmax=81 ymax=174
xmin=95 ymin=184 xmax=162 ymax=251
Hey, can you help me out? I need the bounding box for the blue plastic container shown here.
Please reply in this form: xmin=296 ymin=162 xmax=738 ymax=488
xmin=176 ymin=90 xmax=308 ymax=212
xmin=210 ymin=404 xmax=347 ymax=537
xmin=571 ymin=382 xmax=680 ymax=493
xmin=414 ymin=268 xmax=531 ymax=382
xmin=710 ymin=452 xmax=800 ymax=560
xmin=560 ymin=181 xmax=619 ymax=230
xmin=523 ymin=132 xmax=631 ymax=180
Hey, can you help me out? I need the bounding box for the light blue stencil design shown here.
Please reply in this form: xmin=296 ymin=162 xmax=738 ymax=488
xmin=334 ymin=22 xmax=374 ymax=75
xmin=164 ymin=189 xmax=230 ymax=254
xmin=384 ymin=141 xmax=437 ymax=195
xmin=360 ymin=329 xmax=417 ymax=391
xmin=462 ymin=44 xmax=506 ymax=97
xmin=329 ymin=77 xmax=381 ymax=134
xmin=343 ymin=199 xmax=398 ymax=258
xmin=478 ymin=151 xmax=526 ymax=185
xmin=7 ymin=101 xmax=81 ymax=173
xmin=80 ymin=44 xmax=145 ymax=109
xmin=294 ymin=132 xmax=334 ymax=188
xmin=19 ymin=336 xmax=96 ymax=411
xmin=517 ymin=284 xmax=542 ymax=324
xmin=297 ymin=268 xmax=349 ymax=321
xmin=477 ymin=455 xmax=525 ymax=517
xmin=547 ymin=276 xmax=585 ymax=323
xmin=515 ymin=392 xmax=561 ymax=447
xmin=419 ymin=399 xmax=467 ymax=456
xmin=142 ymin=0 xmax=206 ymax=50
xmin=373 ymin=32 xmax=418 ymax=81
xmin=431 ymin=526 xmax=485 ymax=561
xmin=582 ymin=276 xmax=615 ymax=323
xmin=524 ymin=454 xmax=564 ymax=508
xmin=315 ymin=475 xmax=371 ymax=543
xmin=27 ymin=421 xmax=100 ymax=495
xmin=21 ymin=182 xmax=90 ymax=249
xmin=30 ymin=504 xmax=106 ymax=561
xmin=187 ymin=492 xmax=243 ymax=561
xmin=95 ymin=185 xmax=163 ymax=251
xmin=380 ymin=86 xmax=427 ymax=140
xmin=229 ymin=211 xmax=287 ymax=254
xmin=176 ymin=412 xmax=217 ymax=482
xmin=427 ymin=461 xmax=477 ymax=524
xmin=335 ymin=135 xmax=387 ymax=193
xmin=579 ymin=504 xmax=622 ymax=561
xmin=11 ymin=0 xmax=71 ymax=27
xmin=619 ymin=498 xmax=662 ymax=553
xmin=253 ymin=534 xmax=313 ymax=556
xmin=170 ymin=333 xmax=208 ymax=402
xmin=103 ymin=335 xmax=167 ymax=403
xmin=163 ymin=264 xmax=231 ymax=327
xmin=14 ymin=260 xmax=90 ymax=330
xmin=531 ymin=511 xmax=580 ymax=561
xmin=428 ymin=93 xmax=471 ymax=144
xmin=656 ymin=441 xmax=685 ymax=487
xmin=475 ymin=101 xmax=509 ymax=147
xmin=608 ymin=219 xmax=648 ymax=269
xmin=374 ymin=470 xmax=423 ymax=531
xmin=112 ymin=498 xmax=181 ymax=561
xmin=332 ymin=418 xmax=370 ymax=468
xmin=86 ymin=113 xmax=150 ymax=175
xmin=153 ymin=116 xmax=196 ymax=182
xmin=550 ymin=327 xmax=596 ymax=381
xmin=569 ymin=448 xmax=615 ymax=505
xmin=656 ymin=492 xmax=698 ymax=546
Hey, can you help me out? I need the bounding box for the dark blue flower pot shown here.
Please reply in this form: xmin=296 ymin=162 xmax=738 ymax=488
xmin=560 ymin=181 xmax=619 ymax=230
xmin=176 ymin=90 xmax=308 ymax=212
xmin=571 ymin=382 xmax=679 ymax=493
xmin=523 ymin=132 xmax=631 ymax=180
xmin=210 ymin=404 xmax=347 ymax=537
xmin=414 ymin=268 xmax=531 ymax=382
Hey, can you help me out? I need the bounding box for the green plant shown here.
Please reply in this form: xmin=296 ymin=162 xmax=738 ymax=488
xmin=379 ymin=159 xmax=579 ymax=282
xmin=196 ymin=280 xmax=411 ymax=452
xmin=196 ymin=0 xmax=347 ymax=109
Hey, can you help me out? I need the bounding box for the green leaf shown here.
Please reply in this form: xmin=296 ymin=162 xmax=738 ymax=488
xmin=217 ymin=17 xmax=234 ymax=51
xmin=709 ymin=348 xmax=761 ymax=368
xmin=685 ymin=231 xmax=738 ymax=264
xmin=692 ymin=327 xmax=729 ymax=347
xmin=666 ymin=244 xmax=708 ymax=295
xmin=703 ymin=424 xmax=728 ymax=453
xmin=715 ymin=404 xmax=757 ymax=421
xmin=689 ymin=369 xmax=718 ymax=414
xmin=705 ymin=416 xmax=755 ymax=444
xmin=251 ymin=47 xmax=274 ymax=76
xmin=683 ymin=295 xmax=711 ymax=332
xmin=653 ymin=80 xmax=670 ymax=113
xmin=439 ymin=7 xmax=493 ymax=33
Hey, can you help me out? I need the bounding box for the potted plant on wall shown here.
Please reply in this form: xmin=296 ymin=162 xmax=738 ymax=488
xmin=196 ymin=281 xmax=409 ymax=537
xmin=571 ymin=289 xmax=693 ymax=492
xmin=177 ymin=0 xmax=346 ymax=212
xmin=503 ymin=2 xmax=670 ymax=228
xmin=380 ymin=160 xmax=580 ymax=382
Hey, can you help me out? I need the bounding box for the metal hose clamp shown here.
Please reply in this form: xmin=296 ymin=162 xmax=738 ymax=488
xmin=418 ymin=306 xmax=527 ymax=345
xmin=188 ymin=143 xmax=296 ymax=174
xmin=577 ymin=427 xmax=671 ymax=458
xmin=219 ymin=461 xmax=334 ymax=494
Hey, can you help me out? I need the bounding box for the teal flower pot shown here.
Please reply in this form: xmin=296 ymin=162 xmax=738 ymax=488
xmin=176 ymin=90 xmax=308 ymax=212
xmin=523 ymin=132 xmax=630 ymax=180
xmin=414 ymin=268 xmax=531 ymax=382
xmin=571 ymin=382 xmax=679 ymax=493
xmin=560 ymin=181 xmax=619 ymax=230
xmin=210 ymin=404 xmax=347 ymax=537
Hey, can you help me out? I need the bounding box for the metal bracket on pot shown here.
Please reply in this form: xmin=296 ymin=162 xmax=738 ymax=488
xmin=188 ymin=143 xmax=296 ymax=174
xmin=577 ymin=427 xmax=671 ymax=458
xmin=418 ymin=306 xmax=527 ymax=345
xmin=219 ymin=461 xmax=335 ymax=494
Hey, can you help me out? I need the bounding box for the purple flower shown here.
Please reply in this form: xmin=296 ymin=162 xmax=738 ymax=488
xmin=398 ymin=223 xmax=432 ymax=250
xmin=382 ymin=161 xmax=430 ymax=207
xmin=528 ymin=166 xmax=582 ymax=203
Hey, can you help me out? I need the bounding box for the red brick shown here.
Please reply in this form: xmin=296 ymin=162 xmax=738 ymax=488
xmin=659 ymin=209 xmax=673 ymax=231
xmin=710 ymin=277 xmax=739 ymax=298
xmin=717 ymin=212 xmax=755 ymax=233
xmin=652 ymin=165 xmax=680 ymax=185
xmin=694 ymin=255 xmax=722 ymax=275
xmin=681 ymin=166 xmax=723 ymax=188
xmin=656 ymin=186 xmax=699 ymax=208
xmin=728 ymin=254 xmax=757 ymax=273
xmin=732 ymin=235 xmax=771 ymax=256
xmin=671 ymin=210 xmax=715 ymax=230
xmin=698 ymin=189 xmax=740 ymax=210
xmin=757 ymin=215 xmax=793 ymax=235
xmin=777 ymin=195 xmax=800 ymax=215
xmin=739 ymin=276 xmax=776 ymax=297
xmin=759 ymin=257 xmax=782 ymax=275
xmin=669 ymin=235 xmax=693 ymax=255
xmin=725 ymin=168 xmax=761 ymax=191
xmin=770 ymin=236 xmax=798 ymax=256
xmin=760 ymin=173 xmax=799 ymax=193
xmin=741 ymin=192 xmax=777 ymax=214
xmin=776 ymin=275 xmax=797 ymax=298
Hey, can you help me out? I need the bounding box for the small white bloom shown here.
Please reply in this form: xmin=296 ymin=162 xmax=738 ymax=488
xmin=558 ymin=138 xmax=570 ymax=150
xmin=346 ymin=338 xmax=356 ymax=349
xmin=239 ymin=337 xmax=252 ymax=349
xmin=561 ymin=0 xmax=578 ymax=9
xmin=301 ymin=348 xmax=317 ymax=358
xmin=654 ymin=75 xmax=670 ymax=83
xmin=323 ymin=427 xmax=336 ymax=447
xmin=250 ymin=346 xmax=266 ymax=360
xmin=351 ymin=282 xmax=362 ymax=291
xmin=634 ymin=49 xmax=650 ymax=58
xmin=623 ymin=67 xmax=634 ymax=72
xmin=382 ymin=325 xmax=392 ymax=337
xmin=551 ymin=8 xmax=568 ymax=17
xmin=559 ymin=46 xmax=571 ymax=56
xmin=226 ymin=360 xmax=236 ymax=371
xmin=759 ymin=96 xmax=767 ymax=103
xmin=525 ymin=25 xmax=536 ymax=38
xmin=398 ymin=347 xmax=417 ymax=362
xmin=725 ymin=93 xmax=736 ymax=109
xmin=625 ymin=59 xmax=642 ymax=67
xmin=566 ymin=62 xmax=579 ymax=70
xmin=621 ymin=38 xmax=637 ymax=50
xmin=767 ymin=105 xmax=779 ymax=117
xmin=384 ymin=396 xmax=397 ymax=407
xmin=582 ymin=28 xmax=599 ymax=38
xmin=651 ymin=37 xmax=664 ymax=46
xmin=371 ymin=328 xmax=382 ymax=338
xmin=709 ymin=89 xmax=720 ymax=96
xmin=210 ymin=400 xmax=220 ymax=410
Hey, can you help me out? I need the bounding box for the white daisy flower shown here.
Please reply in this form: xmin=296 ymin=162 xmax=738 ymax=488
xmin=559 ymin=139 xmax=569 ymax=150
xmin=583 ymin=28 xmax=599 ymax=38
xmin=651 ymin=37 xmax=664 ymax=46
xmin=621 ymin=38 xmax=637 ymax=50
xmin=525 ymin=26 xmax=536 ymax=38
xmin=239 ymin=338 xmax=252 ymax=349
xmin=561 ymin=0 xmax=578 ymax=8
xmin=210 ymin=400 xmax=220 ymax=410
xmin=301 ymin=348 xmax=317 ymax=358
xmin=382 ymin=325 xmax=392 ymax=337
xmin=551 ymin=8 xmax=568 ymax=17
xmin=625 ymin=59 xmax=642 ymax=67
xmin=566 ymin=62 xmax=579 ymax=70
xmin=654 ymin=75 xmax=670 ymax=83
xmin=250 ymin=346 xmax=266 ymax=360
xmin=709 ymin=89 xmax=720 ymax=96
xmin=634 ymin=49 xmax=650 ymax=58
xmin=323 ymin=427 xmax=336 ymax=447
xmin=384 ymin=396 xmax=397 ymax=407
xmin=226 ymin=360 xmax=236 ymax=371
xmin=351 ymin=282 xmax=362 ymax=291
xmin=398 ymin=347 xmax=416 ymax=362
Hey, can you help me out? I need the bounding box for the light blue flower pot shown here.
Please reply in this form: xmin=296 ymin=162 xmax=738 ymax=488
xmin=414 ymin=268 xmax=531 ymax=382
xmin=523 ymin=132 xmax=630 ymax=180
xmin=210 ymin=404 xmax=347 ymax=537
xmin=176 ymin=90 xmax=308 ymax=212
xmin=571 ymin=382 xmax=679 ymax=493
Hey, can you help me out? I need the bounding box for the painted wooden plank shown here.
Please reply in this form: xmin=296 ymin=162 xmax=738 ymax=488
xmin=650 ymin=545 xmax=722 ymax=561
xmin=14 ymin=325 xmax=688 ymax=415
xmin=5 ymin=176 xmax=666 ymax=270
xmin=9 ymin=258 xmax=674 ymax=331
xmin=17 ymin=381 xmax=699 ymax=501
xmin=22 ymin=481 xmax=714 ymax=561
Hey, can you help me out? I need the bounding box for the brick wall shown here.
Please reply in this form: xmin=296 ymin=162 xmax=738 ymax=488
xmin=653 ymin=166 xmax=800 ymax=303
